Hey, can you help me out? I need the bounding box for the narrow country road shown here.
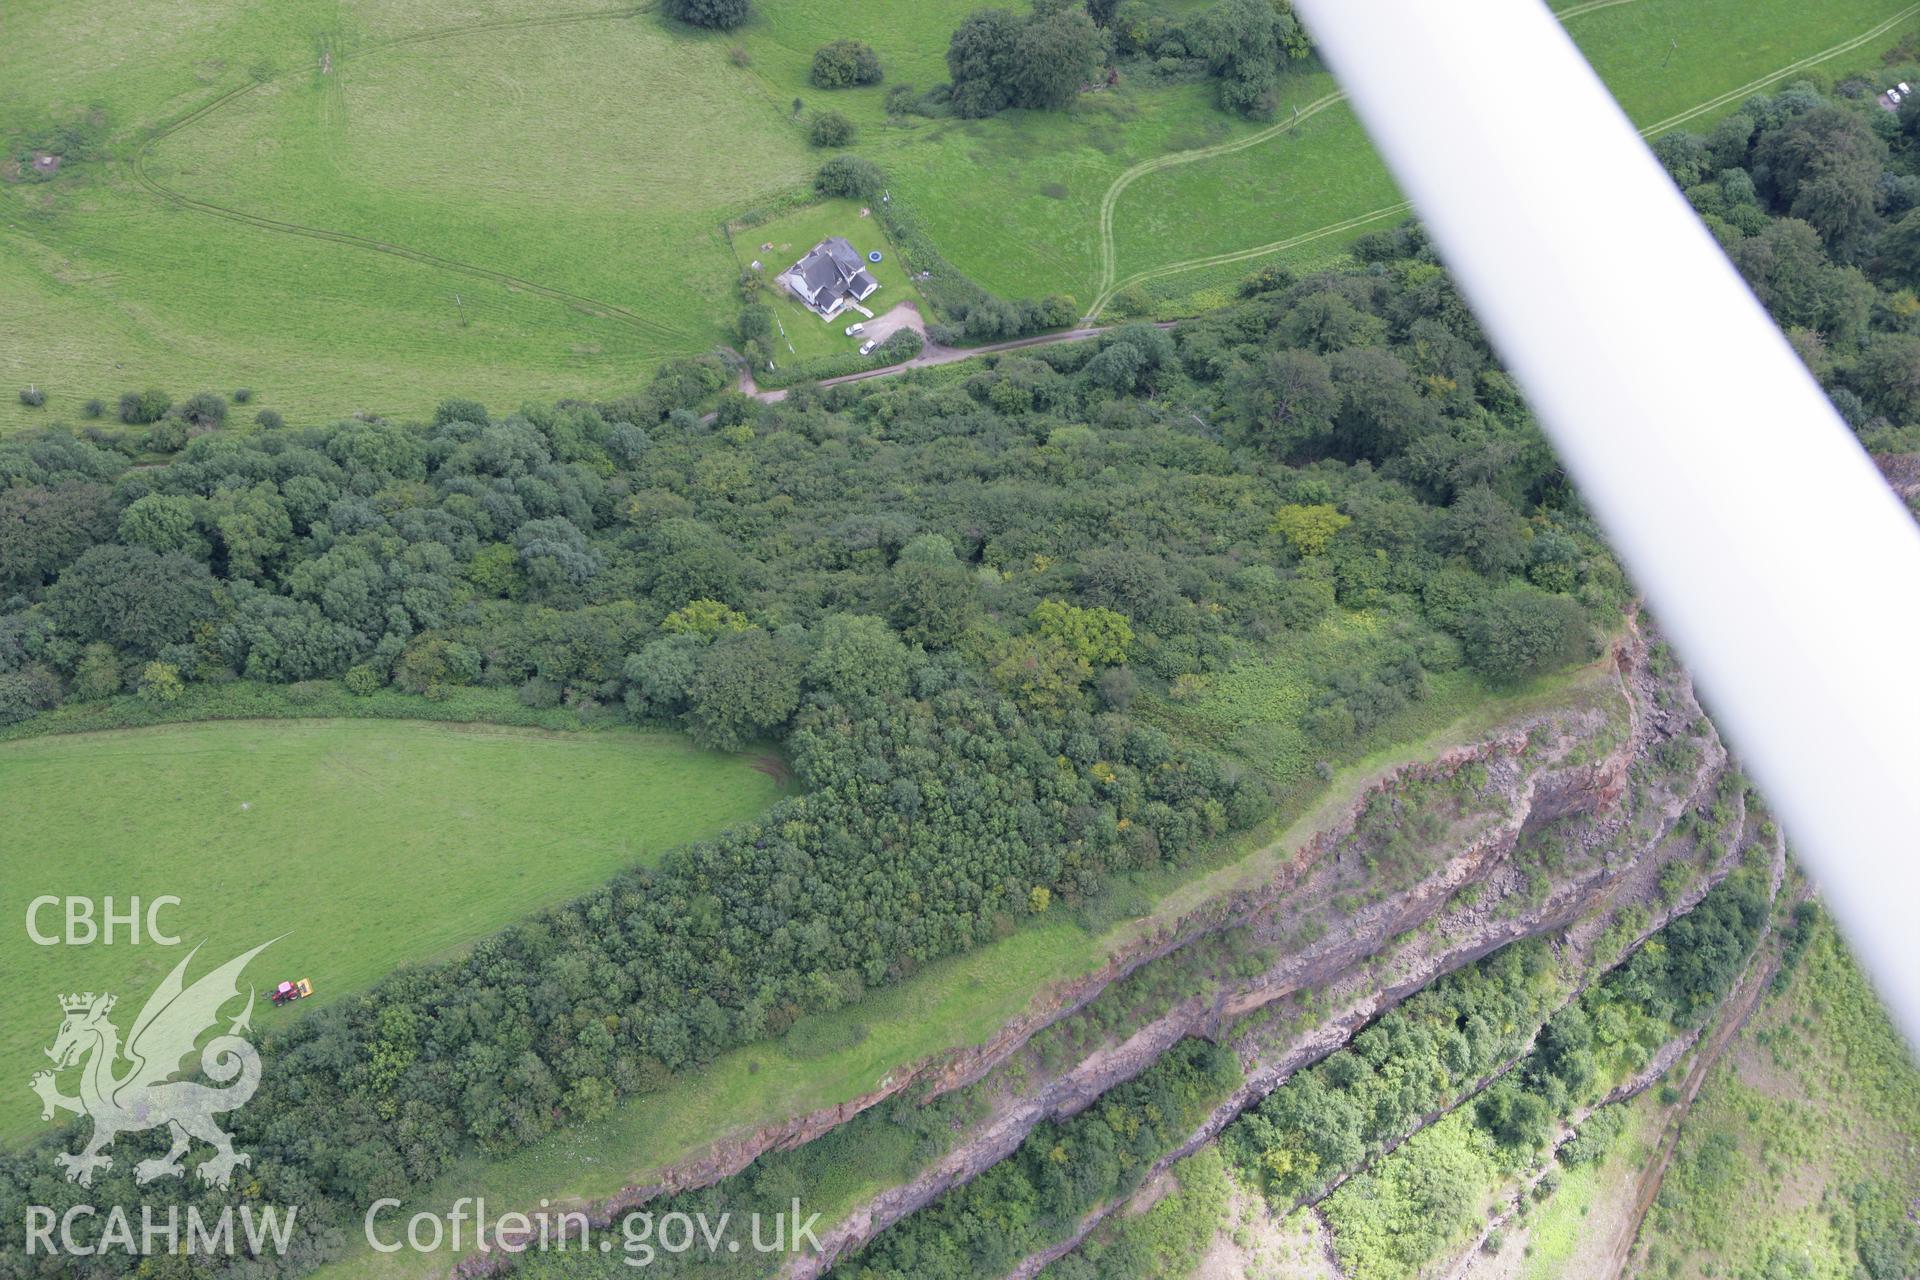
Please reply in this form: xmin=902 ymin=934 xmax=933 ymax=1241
xmin=735 ymin=302 xmax=1176 ymax=404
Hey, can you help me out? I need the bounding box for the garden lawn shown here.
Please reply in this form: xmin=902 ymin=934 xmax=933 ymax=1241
xmin=734 ymin=197 xmax=930 ymax=364
xmin=0 ymin=717 xmax=784 ymax=1141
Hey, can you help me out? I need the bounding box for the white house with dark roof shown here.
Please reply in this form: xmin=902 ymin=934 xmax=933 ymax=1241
xmin=776 ymin=236 xmax=881 ymax=319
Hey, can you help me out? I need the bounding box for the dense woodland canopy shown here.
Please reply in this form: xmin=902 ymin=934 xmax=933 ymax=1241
xmin=1649 ymin=78 xmax=1920 ymax=447
xmin=0 ymin=215 xmax=1619 ymax=1277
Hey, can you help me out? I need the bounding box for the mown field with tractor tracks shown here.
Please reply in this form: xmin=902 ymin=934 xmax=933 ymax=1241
xmin=0 ymin=717 xmax=784 ymax=1140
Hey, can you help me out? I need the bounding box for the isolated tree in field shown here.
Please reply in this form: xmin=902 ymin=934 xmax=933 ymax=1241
xmin=811 ymin=39 xmax=883 ymax=88
xmin=936 ymin=1 xmax=1105 ymax=117
xmin=947 ymin=8 xmax=1023 ymax=117
xmin=808 ymin=109 xmax=855 ymax=147
xmin=1008 ymin=2 xmax=1107 ymax=111
xmin=663 ymin=0 xmax=751 ymax=30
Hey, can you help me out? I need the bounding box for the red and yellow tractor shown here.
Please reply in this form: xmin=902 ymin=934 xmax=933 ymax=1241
xmin=269 ymin=978 xmax=314 ymax=1006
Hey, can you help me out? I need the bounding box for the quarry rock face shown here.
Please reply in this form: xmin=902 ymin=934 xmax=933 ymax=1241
xmin=464 ymin=623 xmax=1734 ymax=1280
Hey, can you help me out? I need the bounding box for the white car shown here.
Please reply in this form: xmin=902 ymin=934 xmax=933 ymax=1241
xmin=844 ymin=323 xmax=865 ymax=337
xmin=859 ymin=339 xmax=878 ymax=356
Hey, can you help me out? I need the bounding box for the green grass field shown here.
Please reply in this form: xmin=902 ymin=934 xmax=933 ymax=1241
xmin=6 ymin=0 xmax=1917 ymax=429
xmin=0 ymin=718 xmax=784 ymax=1141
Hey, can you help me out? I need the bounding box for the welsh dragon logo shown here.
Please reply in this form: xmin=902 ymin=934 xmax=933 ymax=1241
xmin=30 ymin=940 xmax=274 ymax=1189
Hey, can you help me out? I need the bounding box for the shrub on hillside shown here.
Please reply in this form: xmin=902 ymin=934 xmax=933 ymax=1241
xmin=178 ymin=391 xmax=227 ymax=428
xmin=18 ymin=386 xmax=45 ymax=407
xmin=81 ymin=397 xmax=105 ymax=418
xmin=814 ymin=153 xmax=884 ymax=197
xmin=811 ymin=39 xmax=883 ymax=88
xmin=1465 ymin=585 xmax=1590 ymax=682
xmin=0 ymin=665 xmax=64 ymax=724
xmin=808 ymin=109 xmax=855 ymax=147
xmin=119 ymin=387 xmax=171 ymax=424
xmin=662 ymin=0 xmax=751 ymax=30
xmin=135 ymin=660 xmax=184 ymax=704
xmin=143 ymin=416 xmax=189 ymax=452
xmin=254 ymin=408 xmax=285 ymax=430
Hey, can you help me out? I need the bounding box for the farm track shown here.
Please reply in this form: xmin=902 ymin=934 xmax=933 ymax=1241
xmin=1084 ymin=0 xmax=1920 ymax=321
xmin=1089 ymin=91 xmax=1346 ymax=310
xmin=127 ymin=4 xmax=702 ymax=349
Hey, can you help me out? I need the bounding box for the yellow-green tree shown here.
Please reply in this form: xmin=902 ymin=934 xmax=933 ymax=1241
xmin=1270 ymin=503 xmax=1351 ymax=556
xmin=662 ymin=598 xmax=751 ymax=638
xmin=1032 ymin=599 xmax=1134 ymax=666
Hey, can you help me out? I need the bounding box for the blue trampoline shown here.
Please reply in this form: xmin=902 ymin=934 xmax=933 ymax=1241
xmin=868 ymin=250 xmax=883 ymax=263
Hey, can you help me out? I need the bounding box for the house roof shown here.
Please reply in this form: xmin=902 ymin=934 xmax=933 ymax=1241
xmin=783 ymin=237 xmax=878 ymax=307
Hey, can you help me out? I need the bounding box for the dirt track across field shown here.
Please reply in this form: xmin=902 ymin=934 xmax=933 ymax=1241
xmin=735 ymin=304 xmax=1176 ymax=404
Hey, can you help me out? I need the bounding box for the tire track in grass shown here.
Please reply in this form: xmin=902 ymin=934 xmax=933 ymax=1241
xmin=1641 ymin=0 xmax=1920 ymax=134
xmin=1553 ymin=0 xmax=1645 ymax=20
xmin=1090 ymin=91 xmax=1345 ymax=308
xmin=129 ymin=5 xmax=701 ymax=349
xmin=1086 ymin=0 xmax=1920 ymax=321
